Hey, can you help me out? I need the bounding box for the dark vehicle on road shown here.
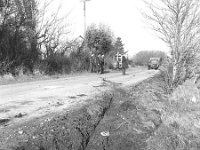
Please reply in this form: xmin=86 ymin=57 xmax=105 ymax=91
xmin=148 ymin=57 xmax=161 ymax=70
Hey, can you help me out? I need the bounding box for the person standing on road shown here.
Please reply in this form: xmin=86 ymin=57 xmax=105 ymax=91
xmin=96 ymin=54 xmax=100 ymax=73
xmin=99 ymin=54 xmax=105 ymax=74
xmin=122 ymin=56 xmax=128 ymax=75
xmin=90 ymin=54 xmax=95 ymax=73
xmin=96 ymin=54 xmax=104 ymax=74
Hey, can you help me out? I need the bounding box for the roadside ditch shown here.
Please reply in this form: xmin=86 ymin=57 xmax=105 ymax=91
xmin=1 ymin=73 xmax=169 ymax=150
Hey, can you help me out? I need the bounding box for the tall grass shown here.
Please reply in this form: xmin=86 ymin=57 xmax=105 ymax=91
xmin=147 ymin=76 xmax=200 ymax=150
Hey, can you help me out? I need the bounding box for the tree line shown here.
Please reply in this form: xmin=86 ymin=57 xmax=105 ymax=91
xmin=132 ymin=50 xmax=167 ymax=66
xmin=0 ymin=0 xmax=125 ymax=76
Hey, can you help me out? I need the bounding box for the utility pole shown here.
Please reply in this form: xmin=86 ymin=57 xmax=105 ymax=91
xmin=82 ymin=0 xmax=90 ymax=34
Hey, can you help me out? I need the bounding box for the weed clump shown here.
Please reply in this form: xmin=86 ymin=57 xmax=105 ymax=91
xmin=147 ymin=78 xmax=200 ymax=150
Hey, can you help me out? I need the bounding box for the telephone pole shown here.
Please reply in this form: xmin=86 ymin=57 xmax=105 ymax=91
xmin=82 ymin=0 xmax=90 ymax=34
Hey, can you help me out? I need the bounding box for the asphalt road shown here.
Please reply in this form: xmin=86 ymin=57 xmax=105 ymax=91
xmin=0 ymin=68 xmax=158 ymax=125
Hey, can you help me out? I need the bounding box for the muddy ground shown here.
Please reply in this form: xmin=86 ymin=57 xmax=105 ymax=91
xmin=0 ymin=73 xmax=168 ymax=150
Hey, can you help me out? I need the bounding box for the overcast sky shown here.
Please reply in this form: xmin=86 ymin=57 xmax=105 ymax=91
xmin=41 ymin=0 xmax=169 ymax=56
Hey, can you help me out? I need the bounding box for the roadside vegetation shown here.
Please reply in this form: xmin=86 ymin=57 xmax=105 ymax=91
xmin=0 ymin=0 xmax=126 ymax=80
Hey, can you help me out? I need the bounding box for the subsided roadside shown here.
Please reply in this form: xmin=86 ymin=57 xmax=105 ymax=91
xmin=2 ymin=70 xmax=200 ymax=150
xmin=0 ymin=71 xmax=166 ymax=150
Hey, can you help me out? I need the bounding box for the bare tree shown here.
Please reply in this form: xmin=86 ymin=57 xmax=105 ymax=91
xmin=35 ymin=0 xmax=71 ymax=59
xmin=143 ymin=0 xmax=200 ymax=87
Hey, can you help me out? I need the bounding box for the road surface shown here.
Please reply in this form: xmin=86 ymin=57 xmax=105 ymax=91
xmin=0 ymin=68 xmax=158 ymax=125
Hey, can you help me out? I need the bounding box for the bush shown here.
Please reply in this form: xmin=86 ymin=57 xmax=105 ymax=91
xmin=159 ymin=61 xmax=174 ymax=93
xmin=104 ymin=55 xmax=115 ymax=69
xmin=25 ymin=49 xmax=91 ymax=75
xmin=44 ymin=54 xmax=71 ymax=75
xmin=69 ymin=50 xmax=90 ymax=72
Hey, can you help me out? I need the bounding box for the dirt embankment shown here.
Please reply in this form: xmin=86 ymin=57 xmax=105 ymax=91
xmin=1 ymin=73 xmax=168 ymax=150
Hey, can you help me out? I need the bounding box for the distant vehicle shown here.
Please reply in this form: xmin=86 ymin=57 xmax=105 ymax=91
xmin=113 ymin=52 xmax=128 ymax=69
xmin=148 ymin=57 xmax=161 ymax=70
